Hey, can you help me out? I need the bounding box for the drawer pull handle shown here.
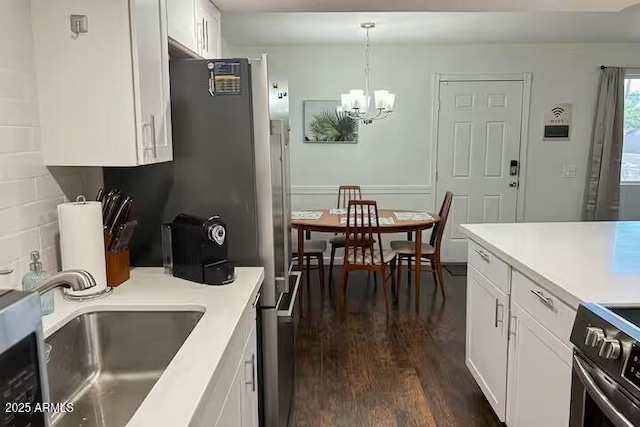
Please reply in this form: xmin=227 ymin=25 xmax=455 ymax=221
xmin=245 ymin=354 xmax=256 ymax=391
xmin=509 ymin=315 xmax=517 ymax=338
xmin=252 ymin=292 xmax=261 ymax=308
xmin=494 ymin=299 xmax=504 ymax=328
xmin=475 ymin=249 xmax=490 ymax=262
xmin=530 ymin=289 xmax=554 ymax=309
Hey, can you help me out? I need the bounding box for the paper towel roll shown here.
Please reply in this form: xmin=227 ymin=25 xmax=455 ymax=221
xmin=58 ymin=199 xmax=107 ymax=296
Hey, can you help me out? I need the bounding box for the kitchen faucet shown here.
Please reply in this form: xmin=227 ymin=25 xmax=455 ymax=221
xmin=34 ymin=269 xmax=97 ymax=295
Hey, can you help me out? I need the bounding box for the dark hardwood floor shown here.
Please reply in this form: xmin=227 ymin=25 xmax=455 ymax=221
xmin=289 ymin=266 xmax=502 ymax=427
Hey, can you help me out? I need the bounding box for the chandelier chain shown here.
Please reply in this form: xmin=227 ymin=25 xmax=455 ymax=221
xmin=364 ymin=27 xmax=371 ymax=120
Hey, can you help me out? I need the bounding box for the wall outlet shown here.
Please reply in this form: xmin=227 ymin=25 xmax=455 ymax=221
xmin=562 ymin=164 xmax=577 ymax=178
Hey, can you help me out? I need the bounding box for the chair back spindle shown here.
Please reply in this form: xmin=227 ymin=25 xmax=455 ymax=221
xmin=337 ymin=185 xmax=362 ymax=209
xmin=430 ymin=191 xmax=454 ymax=253
xmin=345 ymin=200 xmax=383 ymax=266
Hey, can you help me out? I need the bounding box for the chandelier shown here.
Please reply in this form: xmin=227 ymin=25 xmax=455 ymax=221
xmin=339 ymin=23 xmax=395 ymax=125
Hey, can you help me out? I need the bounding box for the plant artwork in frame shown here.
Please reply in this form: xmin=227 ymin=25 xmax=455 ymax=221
xmin=304 ymin=100 xmax=358 ymax=144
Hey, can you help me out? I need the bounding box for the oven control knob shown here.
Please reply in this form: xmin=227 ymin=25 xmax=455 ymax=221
xmin=599 ymin=338 xmax=622 ymax=360
xmin=585 ymin=327 xmax=605 ymax=348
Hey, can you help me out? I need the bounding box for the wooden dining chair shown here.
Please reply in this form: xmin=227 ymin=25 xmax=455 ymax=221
xmin=391 ymin=191 xmax=453 ymax=299
xmin=329 ymin=185 xmax=362 ymax=286
xmin=341 ymin=200 xmax=397 ymax=316
xmin=292 ymin=238 xmax=327 ymax=299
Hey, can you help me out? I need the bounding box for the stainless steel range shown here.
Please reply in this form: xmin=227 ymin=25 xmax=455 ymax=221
xmin=570 ymin=303 xmax=640 ymax=426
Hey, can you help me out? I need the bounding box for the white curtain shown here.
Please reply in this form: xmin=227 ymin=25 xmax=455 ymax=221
xmin=583 ymin=67 xmax=625 ymax=221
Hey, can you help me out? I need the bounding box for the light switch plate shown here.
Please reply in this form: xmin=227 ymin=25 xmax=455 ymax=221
xmin=562 ymin=164 xmax=577 ymax=178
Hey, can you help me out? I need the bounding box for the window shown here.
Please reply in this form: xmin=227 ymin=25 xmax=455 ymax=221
xmin=622 ymin=71 xmax=640 ymax=183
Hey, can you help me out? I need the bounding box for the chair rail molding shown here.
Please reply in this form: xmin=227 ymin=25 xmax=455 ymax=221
xmin=291 ymin=185 xmax=432 ymax=196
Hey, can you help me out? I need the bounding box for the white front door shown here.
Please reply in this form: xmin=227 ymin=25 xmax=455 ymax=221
xmin=436 ymin=80 xmax=524 ymax=262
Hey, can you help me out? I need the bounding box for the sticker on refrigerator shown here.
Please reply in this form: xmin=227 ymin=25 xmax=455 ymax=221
xmin=209 ymin=61 xmax=242 ymax=95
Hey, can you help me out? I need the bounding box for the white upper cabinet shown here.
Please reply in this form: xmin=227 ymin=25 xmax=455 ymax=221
xmin=32 ymin=0 xmax=173 ymax=166
xmin=168 ymin=0 xmax=221 ymax=59
xmin=167 ymin=0 xmax=198 ymax=53
xmin=196 ymin=0 xmax=221 ymax=59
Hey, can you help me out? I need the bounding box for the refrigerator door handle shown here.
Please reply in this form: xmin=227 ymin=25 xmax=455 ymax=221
xmin=277 ymin=271 xmax=301 ymax=318
xmin=275 ymin=276 xmax=287 ymax=295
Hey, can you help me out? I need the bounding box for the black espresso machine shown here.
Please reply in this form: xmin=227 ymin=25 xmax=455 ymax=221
xmin=171 ymin=214 xmax=235 ymax=285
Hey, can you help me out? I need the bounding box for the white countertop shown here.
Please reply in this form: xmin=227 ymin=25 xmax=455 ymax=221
xmin=460 ymin=222 xmax=640 ymax=309
xmin=42 ymin=267 xmax=264 ymax=427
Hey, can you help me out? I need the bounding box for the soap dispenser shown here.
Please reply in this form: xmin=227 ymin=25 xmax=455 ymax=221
xmin=22 ymin=250 xmax=54 ymax=315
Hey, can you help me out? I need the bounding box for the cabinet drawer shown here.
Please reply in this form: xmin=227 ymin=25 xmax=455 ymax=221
xmin=468 ymin=240 xmax=510 ymax=294
xmin=511 ymin=269 xmax=576 ymax=347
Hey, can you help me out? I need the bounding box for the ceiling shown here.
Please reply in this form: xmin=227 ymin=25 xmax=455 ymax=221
xmin=222 ymin=11 xmax=640 ymax=45
xmin=215 ymin=0 xmax=640 ymax=12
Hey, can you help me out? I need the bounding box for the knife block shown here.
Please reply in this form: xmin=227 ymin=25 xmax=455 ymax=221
xmin=104 ymin=233 xmax=130 ymax=287
xmin=106 ymin=249 xmax=130 ymax=287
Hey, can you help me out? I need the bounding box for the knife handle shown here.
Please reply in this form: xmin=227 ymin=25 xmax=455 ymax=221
xmin=109 ymin=197 xmax=131 ymax=235
xmin=109 ymin=224 xmax=126 ymax=252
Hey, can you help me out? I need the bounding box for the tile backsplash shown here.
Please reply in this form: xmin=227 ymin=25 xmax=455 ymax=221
xmin=0 ymin=0 xmax=100 ymax=288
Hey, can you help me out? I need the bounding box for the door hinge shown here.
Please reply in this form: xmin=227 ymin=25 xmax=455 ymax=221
xmin=435 ymin=170 xmax=438 ymax=181
xmin=437 ymin=100 xmax=441 ymax=112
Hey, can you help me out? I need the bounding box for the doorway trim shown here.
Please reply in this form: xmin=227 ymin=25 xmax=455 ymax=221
xmin=431 ymin=72 xmax=533 ymax=222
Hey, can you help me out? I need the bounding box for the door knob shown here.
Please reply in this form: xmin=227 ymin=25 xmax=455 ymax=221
xmin=508 ymin=181 xmax=519 ymax=188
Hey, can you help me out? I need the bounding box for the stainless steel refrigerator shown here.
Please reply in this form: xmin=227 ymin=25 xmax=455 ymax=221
xmin=103 ymin=55 xmax=298 ymax=427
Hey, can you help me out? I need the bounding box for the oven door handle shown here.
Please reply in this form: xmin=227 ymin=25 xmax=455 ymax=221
xmin=573 ymin=354 xmax=635 ymax=427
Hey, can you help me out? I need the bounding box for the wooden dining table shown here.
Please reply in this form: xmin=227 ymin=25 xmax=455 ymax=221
xmin=291 ymin=209 xmax=440 ymax=313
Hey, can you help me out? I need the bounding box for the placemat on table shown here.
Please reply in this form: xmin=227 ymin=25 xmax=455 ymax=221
xmin=393 ymin=212 xmax=434 ymax=221
xmin=291 ymin=211 xmax=323 ymax=220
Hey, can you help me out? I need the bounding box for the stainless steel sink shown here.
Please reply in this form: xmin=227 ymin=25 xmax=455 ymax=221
xmin=45 ymin=311 xmax=203 ymax=427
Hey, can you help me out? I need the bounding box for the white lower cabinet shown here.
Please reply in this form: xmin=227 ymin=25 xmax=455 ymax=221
xmin=214 ymin=320 xmax=259 ymax=427
xmin=466 ymin=265 xmax=509 ymax=421
xmin=506 ymin=304 xmax=572 ymax=427
xmin=241 ymin=324 xmax=259 ymax=427
xmin=193 ymin=301 xmax=259 ymax=427
xmin=215 ymin=360 xmax=243 ymax=426
xmin=466 ymin=240 xmax=575 ymax=427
